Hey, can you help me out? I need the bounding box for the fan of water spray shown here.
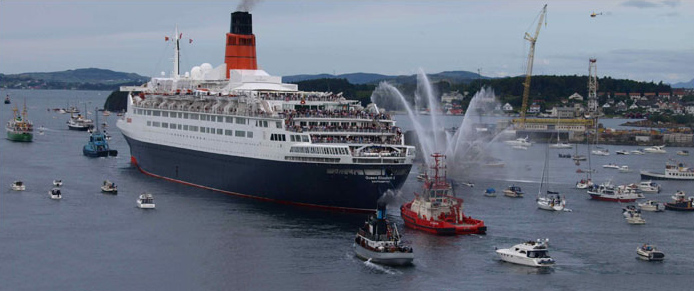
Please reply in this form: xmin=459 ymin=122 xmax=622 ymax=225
xmin=370 ymin=70 xmax=511 ymax=175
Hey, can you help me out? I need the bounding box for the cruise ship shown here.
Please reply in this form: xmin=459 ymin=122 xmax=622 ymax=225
xmin=116 ymin=11 xmax=415 ymax=212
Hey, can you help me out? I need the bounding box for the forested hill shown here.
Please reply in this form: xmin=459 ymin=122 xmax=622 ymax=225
xmin=0 ymin=68 xmax=148 ymax=90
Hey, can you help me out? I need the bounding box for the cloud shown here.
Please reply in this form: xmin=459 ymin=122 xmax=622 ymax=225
xmin=661 ymin=0 xmax=681 ymax=7
xmin=621 ymin=0 xmax=660 ymax=8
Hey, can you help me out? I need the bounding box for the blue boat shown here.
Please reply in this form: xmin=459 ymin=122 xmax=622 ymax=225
xmin=83 ymin=131 xmax=118 ymax=157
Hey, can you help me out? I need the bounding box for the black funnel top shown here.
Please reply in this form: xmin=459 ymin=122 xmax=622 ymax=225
xmin=231 ymin=11 xmax=252 ymax=35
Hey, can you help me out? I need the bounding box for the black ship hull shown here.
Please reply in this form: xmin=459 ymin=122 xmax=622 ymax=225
xmin=123 ymin=136 xmax=412 ymax=212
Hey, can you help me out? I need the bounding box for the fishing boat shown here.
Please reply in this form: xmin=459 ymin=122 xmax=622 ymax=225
xmin=637 ymin=244 xmax=665 ymax=261
xmin=622 ymin=205 xmax=645 ymax=224
xmin=6 ymin=103 xmax=33 ymax=142
xmin=503 ymin=185 xmax=524 ymax=198
xmin=353 ymin=203 xmax=414 ymax=266
xmin=664 ymin=191 xmax=694 ymax=211
xmin=101 ymin=180 xmax=118 ymax=194
xmin=137 ymin=193 xmax=155 ymax=209
xmin=116 ymin=10 xmax=415 ymax=212
xmin=49 ymin=188 xmax=62 ymax=200
xmin=638 ymin=200 xmax=664 ymax=212
xmin=537 ymin=143 xmax=566 ymax=211
xmin=495 ymin=239 xmax=555 ymax=268
xmin=400 ymin=153 xmax=487 ymax=235
xmin=11 ymin=181 xmax=25 ymax=191
xmin=484 ymin=188 xmax=497 ymax=197
xmin=640 ymin=160 xmax=694 ymax=180
xmin=53 ymin=180 xmax=63 ymax=187
xmin=643 ymin=145 xmax=666 ymax=154
xmin=587 ymin=180 xmax=644 ymax=202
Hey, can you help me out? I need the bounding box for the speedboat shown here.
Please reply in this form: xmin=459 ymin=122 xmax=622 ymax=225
xmin=576 ymin=178 xmax=594 ymax=189
xmin=637 ymin=181 xmax=661 ymax=193
xmin=637 ymin=244 xmax=665 ymax=261
xmin=615 ymin=150 xmax=629 ymax=155
xmin=101 ymin=180 xmax=118 ymax=194
xmin=677 ymin=150 xmax=689 ymax=156
xmin=602 ymin=163 xmax=620 ymax=169
xmin=49 ymin=188 xmax=62 ymax=200
xmin=11 ymin=181 xmax=25 ymax=191
xmin=496 ymin=239 xmax=555 ymax=268
xmin=484 ymin=188 xmax=497 ymax=197
xmin=664 ymin=191 xmax=694 ymax=211
xmin=137 ymin=193 xmax=155 ymax=209
xmin=460 ymin=181 xmax=474 ymax=187
xmin=622 ymin=205 xmax=645 ymax=224
xmin=400 ymin=153 xmax=487 ymax=235
xmin=631 ymin=150 xmax=645 ymax=155
xmin=354 ymin=203 xmax=414 ymax=266
xmin=503 ymin=185 xmax=524 ymax=198
xmin=504 ymin=137 xmax=532 ymax=147
xmin=618 ymin=165 xmax=632 ymax=173
xmin=591 ymin=148 xmax=610 ymax=156
xmin=638 ymin=200 xmax=664 ymax=212
xmin=643 ymin=145 xmax=666 ymax=154
xmin=53 ymin=179 xmax=63 ymax=187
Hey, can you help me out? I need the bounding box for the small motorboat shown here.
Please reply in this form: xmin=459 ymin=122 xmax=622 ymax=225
xmin=503 ymin=185 xmax=524 ymax=198
xmin=416 ymin=173 xmax=428 ymax=181
xmin=11 ymin=181 xmax=25 ymax=191
xmin=618 ymin=166 xmax=632 ymax=173
xmin=496 ymin=239 xmax=555 ymax=268
xmin=504 ymin=137 xmax=532 ymax=147
xmin=592 ymin=148 xmax=610 ymax=156
xmin=49 ymin=187 xmax=62 ymax=200
xmin=353 ymin=203 xmax=414 ymax=266
xmin=622 ymin=205 xmax=646 ymax=224
xmin=137 ymin=193 xmax=155 ymax=209
xmin=558 ymin=153 xmax=572 ymax=158
xmin=637 ymin=181 xmax=661 ymax=193
xmin=101 ymin=180 xmax=118 ymax=194
xmin=576 ymin=178 xmax=594 ymax=189
xmin=460 ymin=181 xmax=474 ymax=188
xmin=484 ymin=188 xmax=497 ymax=197
xmin=638 ymin=200 xmax=664 ymax=212
xmin=643 ymin=145 xmax=666 ymax=154
xmin=53 ymin=179 xmax=63 ymax=187
xmin=602 ymin=163 xmax=620 ymax=169
xmin=630 ymin=150 xmax=645 ymax=155
xmin=637 ymin=244 xmax=665 ymax=261
xmin=677 ymin=150 xmax=689 ymax=156
xmin=615 ymin=150 xmax=630 ymax=155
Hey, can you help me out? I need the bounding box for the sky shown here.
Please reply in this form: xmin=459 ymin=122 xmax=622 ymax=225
xmin=1 ymin=0 xmax=693 ymax=84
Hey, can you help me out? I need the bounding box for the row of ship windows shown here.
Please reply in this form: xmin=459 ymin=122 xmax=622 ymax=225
xmin=147 ymin=121 xmax=254 ymax=138
xmin=135 ymin=108 xmax=281 ymax=128
xmin=289 ymin=147 xmax=349 ymax=155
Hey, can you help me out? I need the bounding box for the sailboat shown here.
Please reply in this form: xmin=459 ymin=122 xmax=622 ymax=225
xmin=537 ymin=141 xmax=567 ymax=211
xmin=576 ymin=138 xmax=594 ymax=189
xmin=571 ymin=144 xmax=586 ymax=161
xmin=549 ymin=134 xmax=572 ymax=149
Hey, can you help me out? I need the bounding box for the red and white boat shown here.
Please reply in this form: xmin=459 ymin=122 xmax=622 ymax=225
xmin=400 ymin=153 xmax=487 ymax=235
xmin=587 ymin=180 xmax=644 ymax=202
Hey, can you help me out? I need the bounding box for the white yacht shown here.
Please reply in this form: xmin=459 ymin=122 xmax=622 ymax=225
xmin=504 ymin=137 xmax=532 ymax=147
xmin=615 ymin=150 xmax=629 ymax=155
xmin=622 ymin=205 xmax=645 ymax=224
xmin=638 ymin=200 xmax=664 ymax=212
xmin=602 ymin=163 xmax=619 ymax=169
xmin=49 ymin=188 xmax=62 ymax=200
xmin=591 ymin=148 xmax=610 ymax=156
xmin=11 ymin=181 xmax=25 ymax=191
xmin=637 ymin=244 xmax=665 ymax=261
xmin=643 ymin=145 xmax=666 ymax=154
xmin=630 ymin=150 xmax=645 ymax=155
xmin=53 ymin=179 xmax=63 ymax=187
xmin=496 ymin=239 xmax=555 ymax=267
xmin=618 ymin=165 xmax=632 ymax=173
xmin=137 ymin=193 xmax=155 ymax=209
xmin=637 ymin=181 xmax=661 ymax=193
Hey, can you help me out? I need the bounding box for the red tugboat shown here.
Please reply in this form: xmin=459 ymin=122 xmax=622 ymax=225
xmin=400 ymin=153 xmax=487 ymax=235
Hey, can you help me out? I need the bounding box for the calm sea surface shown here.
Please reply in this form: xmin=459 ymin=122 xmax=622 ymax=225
xmin=2 ymin=89 xmax=693 ymax=290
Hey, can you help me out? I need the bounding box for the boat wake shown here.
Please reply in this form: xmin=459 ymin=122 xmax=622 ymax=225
xmin=363 ymin=259 xmax=401 ymax=275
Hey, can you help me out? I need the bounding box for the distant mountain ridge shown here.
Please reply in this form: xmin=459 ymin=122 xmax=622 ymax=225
xmin=0 ymin=68 xmax=149 ymax=90
xmin=672 ymin=78 xmax=694 ymax=89
xmin=283 ymin=70 xmax=488 ymax=85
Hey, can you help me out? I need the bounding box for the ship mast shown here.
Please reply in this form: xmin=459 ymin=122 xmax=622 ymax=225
xmin=173 ymin=25 xmax=180 ymax=79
